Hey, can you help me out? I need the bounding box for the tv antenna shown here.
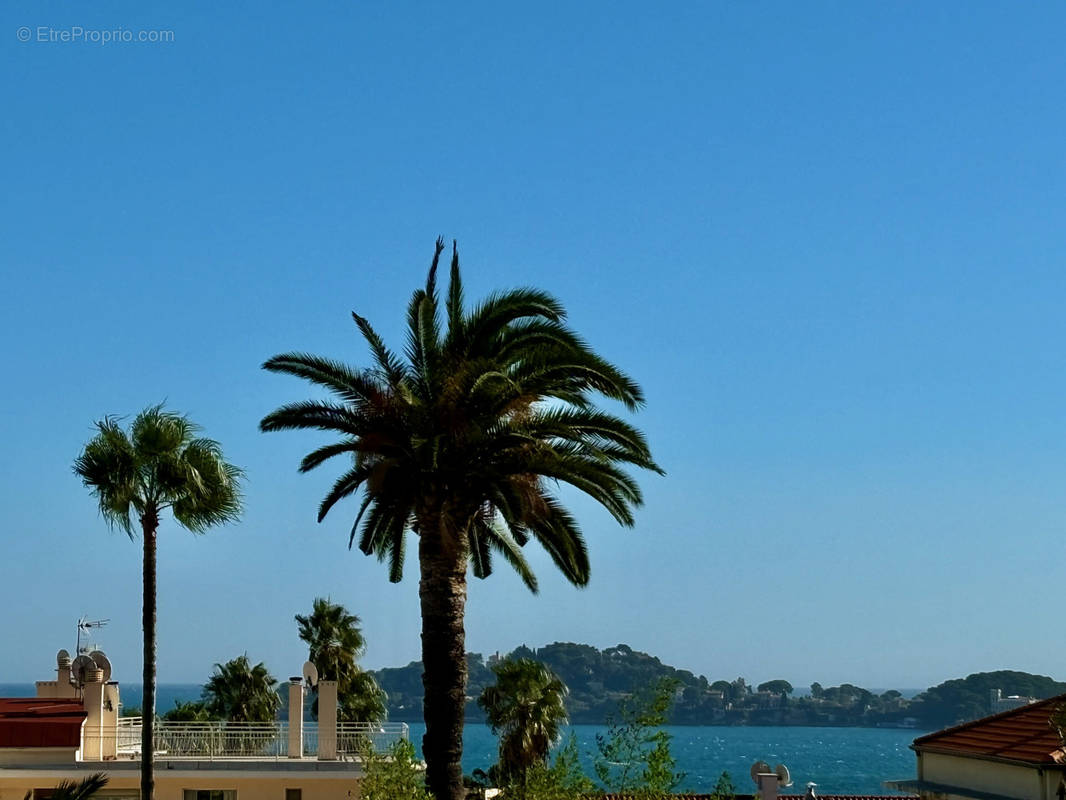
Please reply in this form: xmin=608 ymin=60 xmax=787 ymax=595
xmin=77 ymin=616 xmax=109 ymax=655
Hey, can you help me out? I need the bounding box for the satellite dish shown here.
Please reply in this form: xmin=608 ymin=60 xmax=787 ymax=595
xmin=89 ymin=651 xmax=112 ymax=683
xmin=750 ymin=761 xmax=771 ymax=785
xmin=776 ymin=764 xmax=792 ymax=788
xmin=71 ymin=655 xmax=95 ymax=687
xmin=302 ymin=661 xmax=319 ymax=688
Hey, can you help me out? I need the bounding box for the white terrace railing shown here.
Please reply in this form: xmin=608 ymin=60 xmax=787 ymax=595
xmin=113 ymin=718 xmax=408 ymax=761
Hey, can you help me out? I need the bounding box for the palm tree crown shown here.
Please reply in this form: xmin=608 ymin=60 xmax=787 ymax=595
xmin=74 ymin=404 xmax=242 ymax=537
xmin=202 ymin=654 xmax=280 ymax=723
xmin=260 ymin=239 xmax=661 ymax=588
xmin=478 ymin=658 xmax=569 ymax=785
xmin=295 ymin=597 xmax=386 ymax=722
xmin=260 ymin=239 xmax=660 ymax=800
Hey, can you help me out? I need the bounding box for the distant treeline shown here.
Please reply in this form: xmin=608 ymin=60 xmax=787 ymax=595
xmin=371 ymin=642 xmax=1066 ymax=729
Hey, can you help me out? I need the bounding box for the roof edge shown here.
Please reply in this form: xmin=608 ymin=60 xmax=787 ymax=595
xmin=913 ymin=694 xmax=1066 ymax=747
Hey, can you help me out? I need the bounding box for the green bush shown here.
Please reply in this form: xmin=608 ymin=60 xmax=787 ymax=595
xmin=594 ymin=677 xmax=685 ymax=795
xmin=360 ymin=738 xmax=433 ymax=800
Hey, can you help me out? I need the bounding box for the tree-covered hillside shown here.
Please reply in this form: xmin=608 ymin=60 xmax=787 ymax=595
xmin=371 ymin=643 xmax=1066 ymax=728
xmin=909 ymin=670 xmax=1066 ymax=729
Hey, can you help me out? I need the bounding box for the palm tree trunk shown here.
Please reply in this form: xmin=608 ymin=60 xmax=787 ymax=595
xmin=418 ymin=527 xmax=468 ymax=800
xmin=141 ymin=509 xmax=158 ymax=800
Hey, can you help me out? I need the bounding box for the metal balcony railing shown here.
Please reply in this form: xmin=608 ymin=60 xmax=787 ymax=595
xmin=111 ymin=718 xmax=408 ymax=761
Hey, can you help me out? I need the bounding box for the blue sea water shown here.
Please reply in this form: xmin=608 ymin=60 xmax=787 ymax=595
xmin=407 ymin=723 xmax=921 ymax=795
xmin=0 ymin=684 xmax=920 ymax=794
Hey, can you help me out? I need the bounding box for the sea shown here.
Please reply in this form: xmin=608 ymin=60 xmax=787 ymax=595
xmin=0 ymin=683 xmax=922 ymax=794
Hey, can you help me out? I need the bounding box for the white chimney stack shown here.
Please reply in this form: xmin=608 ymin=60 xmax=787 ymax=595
xmin=317 ymin=680 xmax=338 ymax=760
xmin=288 ymin=677 xmax=304 ymax=758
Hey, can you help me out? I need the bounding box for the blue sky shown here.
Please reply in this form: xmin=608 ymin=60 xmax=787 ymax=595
xmin=2 ymin=2 xmax=1065 ymax=691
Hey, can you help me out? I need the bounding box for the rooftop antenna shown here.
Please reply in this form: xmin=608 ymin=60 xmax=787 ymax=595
xmin=77 ymin=616 xmax=109 ymax=655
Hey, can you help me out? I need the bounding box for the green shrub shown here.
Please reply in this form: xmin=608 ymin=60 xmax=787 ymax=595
xmin=360 ymin=738 xmax=433 ymax=800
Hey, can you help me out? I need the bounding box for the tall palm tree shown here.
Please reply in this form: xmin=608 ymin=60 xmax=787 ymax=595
xmin=74 ymin=406 xmax=242 ymax=800
xmin=260 ymin=238 xmax=661 ymax=800
xmin=202 ymin=654 xmax=281 ymax=722
xmin=478 ymin=658 xmax=569 ymax=787
xmin=295 ymin=597 xmax=386 ymax=722
xmin=23 ymin=773 xmax=109 ymax=800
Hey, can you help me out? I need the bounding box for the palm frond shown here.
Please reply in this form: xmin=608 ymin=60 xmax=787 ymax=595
xmin=463 ymin=288 xmax=567 ymax=356
xmin=262 ymin=353 xmax=386 ymax=405
xmin=45 ymin=772 xmax=109 ymax=800
xmin=352 ymin=312 xmax=408 ymax=386
xmin=259 ymin=400 xmax=370 ymax=437
xmin=317 ymin=464 xmax=373 ymax=522
xmin=299 ymin=440 xmax=359 ymax=473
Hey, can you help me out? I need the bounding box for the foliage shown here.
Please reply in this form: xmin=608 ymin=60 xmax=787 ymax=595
xmin=375 ymin=643 xmax=707 ymax=723
xmin=910 ymin=671 xmax=1066 ymax=729
xmin=74 ymin=404 xmax=243 ymax=537
xmin=757 ymin=680 xmax=793 ymax=696
xmin=295 ymin=596 xmax=386 ymax=722
xmin=261 ymin=238 xmax=660 ymax=800
xmin=23 ymin=773 xmax=108 ymax=800
xmin=711 ymin=770 xmax=737 ymax=800
xmin=594 ymin=677 xmax=684 ymax=794
xmin=202 ymin=654 xmax=281 ymax=722
xmin=373 ymin=642 xmax=1066 ymax=730
xmin=260 ymin=238 xmax=660 ymax=589
xmin=359 ymin=738 xmax=433 ymax=800
xmin=504 ymin=735 xmax=595 ymax=800
xmin=75 ymin=404 xmax=242 ymax=800
xmin=478 ymin=658 xmax=568 ymax=785
xmin=161 ymin=700 xmax=217 ymax=722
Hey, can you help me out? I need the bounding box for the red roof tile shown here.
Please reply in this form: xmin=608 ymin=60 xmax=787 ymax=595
xmin=912 ymin=694 xmax=1066 ymax=765
xmin=0 ymin=698 xmax=86 ymax=748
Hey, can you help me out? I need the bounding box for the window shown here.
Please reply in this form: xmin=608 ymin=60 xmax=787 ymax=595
xmin=182 ymin=792 xmax=236 ymax=800
xmin=286 ymin=791 xmax=302 ymax=800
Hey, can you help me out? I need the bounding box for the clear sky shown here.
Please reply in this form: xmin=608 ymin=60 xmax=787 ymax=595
xmin=2 ymin=2 xmax=1065 ymax=692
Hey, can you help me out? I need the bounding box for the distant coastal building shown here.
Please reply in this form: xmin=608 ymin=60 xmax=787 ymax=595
xmin=0 ymin=648 xmax=408 ymax=799
xmin=887 ymin=693 xmax=1066 ymax=800
xmin=990 ymin=688 xmax=1036 ymax=714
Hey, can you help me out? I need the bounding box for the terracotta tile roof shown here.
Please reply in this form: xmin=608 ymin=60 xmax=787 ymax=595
xmin=0 ymin=698 xmax=86 ymax=748
xmin=912 ymin=693 xmax=1066 ymax=765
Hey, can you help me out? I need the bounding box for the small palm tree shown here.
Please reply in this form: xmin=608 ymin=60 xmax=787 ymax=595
xmin=74 ymin=406 xmax=242 ymax=800
xmin=261 ymin=238 xmax=660 ymax=800
xmin=23 ymin=773 xmax=108 ymax=800
xmin=295 ymin=597 xmax=386 ymax=722
xmin=202 ymin=654 xmax=281 ymax=722
xmin=479 ymin=659 xmax=569 ymax=787
xmin=161 ymin=699 xmax=217 ymax=722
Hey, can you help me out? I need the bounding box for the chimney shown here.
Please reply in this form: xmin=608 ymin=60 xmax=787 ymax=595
xmin=38 ymin=650 xmax=77 ymax=699
xmin=757 ymin=772 xmax=780 ymax=800
xmin=317 ymin=680 xmax=338 ymax=760
xmin=57 ymin=651 xmax=73 ymax=693
xmin=288 ymin=678 xmax=304 ymax=758
xmin=82 ymin=667 xmax=106 ymax=761
xmin=101 ymin=682 xmax=119 ymax=759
